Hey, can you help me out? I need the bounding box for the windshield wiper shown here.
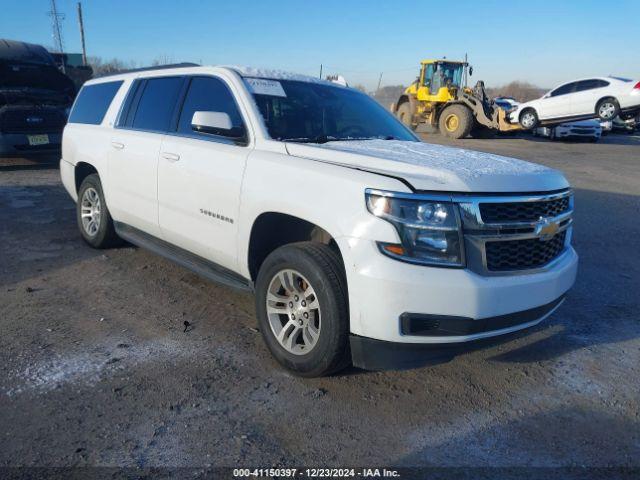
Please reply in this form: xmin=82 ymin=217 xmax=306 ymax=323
xmin=282 ymin=135 xmax=338 ymax=144
xmin=282 ymin=134 xmax=398 ymax=144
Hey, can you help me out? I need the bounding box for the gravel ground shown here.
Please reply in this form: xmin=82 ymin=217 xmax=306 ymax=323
xmin=0 ymin=133 xmax=639 ymax=474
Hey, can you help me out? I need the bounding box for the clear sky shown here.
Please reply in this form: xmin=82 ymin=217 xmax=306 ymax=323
xmin=2 ymin=0 xmax=639 ymax=90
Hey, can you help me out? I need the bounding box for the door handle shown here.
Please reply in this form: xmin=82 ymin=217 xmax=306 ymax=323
xmin=111 ymin=141 xmax=124 ymax=150
xmin=162 ymin=152 xmax=181 ymax=162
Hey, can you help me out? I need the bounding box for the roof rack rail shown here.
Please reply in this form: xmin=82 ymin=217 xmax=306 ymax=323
xmin=98 ymin=62 xmax=200 ymax=78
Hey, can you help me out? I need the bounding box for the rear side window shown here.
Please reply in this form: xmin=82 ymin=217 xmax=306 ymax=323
xmin=574 ymin=79 xmax=609 ymax=92
xmin=550 ymin=82 xmax=575 ymax=97
xmin=177 ymin=76 xmax=245 ymax=138
xmin=68 ymin=81 xmax=123 ymax=125
xmin=132 ymin=77 xmax=184 ymax=132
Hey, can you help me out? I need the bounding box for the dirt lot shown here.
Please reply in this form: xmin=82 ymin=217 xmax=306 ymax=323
xmin=1 ymin=133 xmax=639 ymax=474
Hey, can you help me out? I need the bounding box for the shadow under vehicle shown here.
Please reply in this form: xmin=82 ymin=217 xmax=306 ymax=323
xmin=0 ymin=39 xmax=76 ymax=157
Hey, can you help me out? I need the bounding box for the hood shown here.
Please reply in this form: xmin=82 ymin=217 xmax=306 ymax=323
xmin=285 ymin=139 xmax=569 ymax=193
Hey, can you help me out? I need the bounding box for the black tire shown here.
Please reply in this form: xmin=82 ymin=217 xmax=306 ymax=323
xmin=76 ymin=173 xmax=121 ymax=249
xmin=438 ymin=104 xmax=473 ymax=139
xmin=396 ymin=102 xmax=415 ymax=130
xmin=519 ymin=108 xmax=539 ymax=130
xmin=255 ymin=242 xmax=350 ymax=377
xmin=596 ymin=98 xmax=619 ymax=121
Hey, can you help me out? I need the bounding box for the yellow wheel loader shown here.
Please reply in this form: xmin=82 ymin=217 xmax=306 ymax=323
xmin=391 ymin=59 xmax=521 ymax=139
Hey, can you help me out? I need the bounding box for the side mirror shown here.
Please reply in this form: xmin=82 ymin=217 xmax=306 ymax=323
xmin=192 ymin=111 xmax=233 ymax=134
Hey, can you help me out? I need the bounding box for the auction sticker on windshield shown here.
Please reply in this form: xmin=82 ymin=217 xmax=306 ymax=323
xmin=245 ymin=78 xmax=287 ymax=97
xmin=27 ymin=134 xmax=49 ymax=146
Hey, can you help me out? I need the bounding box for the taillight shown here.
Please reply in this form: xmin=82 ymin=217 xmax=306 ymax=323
xmin=634 ymin=81 xmax=640 ymax=90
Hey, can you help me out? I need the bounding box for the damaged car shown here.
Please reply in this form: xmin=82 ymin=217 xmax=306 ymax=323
xmin=0 ymin=39 xmax=76 ymax=156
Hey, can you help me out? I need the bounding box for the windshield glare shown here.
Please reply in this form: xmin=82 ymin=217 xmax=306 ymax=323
xmin=248 ymin=79 xmax=416 ymax=143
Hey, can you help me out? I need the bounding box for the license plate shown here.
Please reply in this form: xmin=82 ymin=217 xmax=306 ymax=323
xmin=27 ymin=134 xmax=49 ymax=146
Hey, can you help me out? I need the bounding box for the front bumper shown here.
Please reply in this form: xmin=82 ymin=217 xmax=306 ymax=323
xmin=350 ymin=295 xmax=565 ymax=370
xmin=555 ymin=128 xmax=600 ymax=139
xmin=339 ymin=237 xmax=578 ymax=345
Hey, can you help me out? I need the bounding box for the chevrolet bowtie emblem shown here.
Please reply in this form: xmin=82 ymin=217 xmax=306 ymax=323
xmin=535 ymin=217 xmax=560 ymax=241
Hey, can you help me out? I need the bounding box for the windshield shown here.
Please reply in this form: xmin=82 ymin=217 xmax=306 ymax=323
xmin=436 ymin=63 xmax=464 ymax=87
xmin=247 ymin=79 xmax=417 ymax=143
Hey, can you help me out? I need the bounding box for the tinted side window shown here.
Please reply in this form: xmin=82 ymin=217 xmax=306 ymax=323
xmin=68 ymin=81 xmax=123 ymax=125
xmin=177 ymin=76 xmax=245 ymax=139
xmin=132 ymin=77 xmax=184 ymax=132
xmin=550 ymin=82 xmax=575 ymax=97
xmin=574 ymin=79 xmax=608 ymax=92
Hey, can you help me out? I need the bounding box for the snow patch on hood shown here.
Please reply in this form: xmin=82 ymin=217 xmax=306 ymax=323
xmin=320 ymin=139 xmax=549 ymax=180
xmin=286 ymin=139 xmax=568 ymax=192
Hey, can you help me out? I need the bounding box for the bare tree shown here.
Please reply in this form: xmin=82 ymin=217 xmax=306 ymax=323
xmin=485 ymin=81 xmax=545 ymax=102
xmin=151 ymin=54 xmax=174 ymax=66
xmin=87 ymin=56 xmax=138 ymax=77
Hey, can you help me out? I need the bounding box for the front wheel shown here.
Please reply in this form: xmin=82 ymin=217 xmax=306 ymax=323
xmin=254 ymin=242 xmax=350 ymax=377
xmin=438 ymin=104 xmax=474 ymax=139
xmin=519 ymin=109 xmax=539 ymax=130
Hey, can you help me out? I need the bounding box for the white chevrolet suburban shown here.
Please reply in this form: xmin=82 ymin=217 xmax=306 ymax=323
xmin=60 ymin=64 xmax=578 ymax=377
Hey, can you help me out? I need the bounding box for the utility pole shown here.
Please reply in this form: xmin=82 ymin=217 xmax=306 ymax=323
xmin=48 ymin=0 xmax=66 ymax=72
xmin=376 ymin=72 xmax=383 ymax=93
xmin=319 ymin=64 xmax=323 ymax=79
xmin=77 ymin=2 xmax=87 ymax=66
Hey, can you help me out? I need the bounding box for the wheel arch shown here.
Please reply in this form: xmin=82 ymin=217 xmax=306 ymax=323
xmin=595 ymin=96 xmax=619 ymax=113
xmin=247 ymin=212 xmax=344 ymax=282
xmin=74 ymin=162 xmax=99 ymax=193
xmin=519 ymin=106 xmax=539 ymax=127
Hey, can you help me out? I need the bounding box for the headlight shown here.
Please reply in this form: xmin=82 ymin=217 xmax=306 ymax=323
xmin=366 ymin=190 xmax=464 ymax=267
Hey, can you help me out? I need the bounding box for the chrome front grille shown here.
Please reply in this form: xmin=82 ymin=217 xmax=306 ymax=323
xmin=457 ymin=189 xmax=573 ymax=276
xmin=479 ymin=196 xmax=570 ymax=223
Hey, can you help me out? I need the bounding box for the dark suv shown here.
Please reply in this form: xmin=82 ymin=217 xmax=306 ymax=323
xmin=0 ymin=39 xmax=76 ymax=156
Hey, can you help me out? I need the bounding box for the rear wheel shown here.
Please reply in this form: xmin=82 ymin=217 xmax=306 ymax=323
xmin=396 ymin=102 xmax=415 ymax=130
xmin=255 ymin=242 xmax=350 ymax=377
xmin=438 ymin=104 xmax=473 ymax=139
xmin=76 ymin=174 xmax=121 ymax=249
xmin=596 ymin=98 xmax=619 ymax=121
xmin=519 ymin=109 xmax=539 ymax=130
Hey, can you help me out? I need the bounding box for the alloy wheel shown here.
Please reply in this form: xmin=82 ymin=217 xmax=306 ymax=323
xmin=265 ymin=269 xmax=321 ymax=355
xmin=599 ymin=102 xmax=616 ymax=119
xmin=80 ymin=187 xmax=101 ymax=237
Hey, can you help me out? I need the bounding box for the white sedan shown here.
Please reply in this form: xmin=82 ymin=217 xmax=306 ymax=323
xmin=533 ymin=119 xmax=602 ymax=142
xmin=510 ymin=77 xmax=640 ymax=129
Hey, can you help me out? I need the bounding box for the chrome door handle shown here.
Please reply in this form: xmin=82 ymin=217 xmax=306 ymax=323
xmin=111 ymin=141 xmax=124 ymax=150
xmin=162 ymin=152 xmax=180 ymax=162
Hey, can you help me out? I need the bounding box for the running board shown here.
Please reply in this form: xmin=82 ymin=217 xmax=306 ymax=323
xmin=114 ymin=222 xmax=252 ymax=292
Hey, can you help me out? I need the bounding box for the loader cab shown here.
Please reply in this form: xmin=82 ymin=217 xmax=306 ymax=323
xmin=418 ymin=60 xmax=466 ymax=101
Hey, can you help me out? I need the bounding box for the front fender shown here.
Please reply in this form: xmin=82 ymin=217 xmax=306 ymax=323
xmin=237 ymin=150 xmax=408 ymax=279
